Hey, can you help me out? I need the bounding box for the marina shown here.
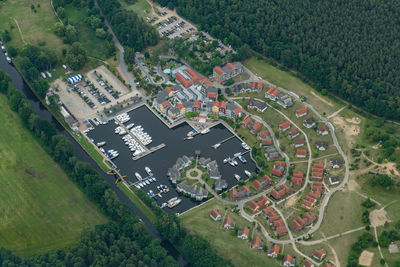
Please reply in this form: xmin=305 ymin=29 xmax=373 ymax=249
xmin=86 ymin=105 xmax=258 ymax=213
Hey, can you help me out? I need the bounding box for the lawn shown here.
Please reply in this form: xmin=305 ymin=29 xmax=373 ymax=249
xmin=0 ymin=0 xmax=63 ymax=53
xmin=0 ymin=95 xmax=107 ymax=257
xmin=120 ymin=0 xmax=152 ymax=18
xmin=181 ymin=199 xmax=280 ymax=267
xmin=315 ymin=191 xmax=365 ymax=237
xmin=243 ymin=57 xmax=341 ymax=116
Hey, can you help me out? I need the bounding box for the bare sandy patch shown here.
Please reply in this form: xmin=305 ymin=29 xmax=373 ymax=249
xmin=346 ymin=179 xmax=360 ymax=192
xmin=382 ymin=162 xmax=400 ymax=176
xmin=370 ymin=208 xmax=390 ymax=227
xmin=346 ymin=117 xmax=361 ymax=124
xmin=286 ymin=195 xmax=298 ymax=207
xmin=310 ymin=91 xmax=333 ymax=107
xmin=116 ymin=66 xmax=129 ymax=85
xmin=359 ymin=250 xmax=374 ymax=266
xmin=347 ymin=125 xmax=360 ymax=136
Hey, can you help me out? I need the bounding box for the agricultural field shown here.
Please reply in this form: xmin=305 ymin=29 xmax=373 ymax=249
xmin=0 ymin=95 xmax=107 ymax=257
xmin=181 ymin=198 xmax=281 ymax=267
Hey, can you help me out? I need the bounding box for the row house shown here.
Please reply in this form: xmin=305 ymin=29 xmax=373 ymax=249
xmin=262 ymin=207 xmax=288 ymax=237
xmin=213 ymin=62 xmax=244 ymax=84
xmin=253 ymin=175 xmax=274 ymax=191
xmin=248 ymin=195 xmax=270 ymax=212
xmin=291 ymin=212 xmax=317 ymax=232
xmin=312 ymin=162 xmax=325 ymax=181
xmin=291 ymin=171 xmax=304 ymax=188
xmin=247 ymin=98 xmax=267 ymax=112
xmin=266 ymin=147 xmax=279 ymax=160
xmin=230 ymin=82 xmax=262 ymax=95
xmin=270 ymin=184 xmax=291 ymax=200
xmin=302 ymin=182 xmax=324 ymax=210
xmin=230 ymin=185 xmax=251 ymax=200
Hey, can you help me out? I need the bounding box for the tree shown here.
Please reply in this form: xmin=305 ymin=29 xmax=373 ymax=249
xmin=53 ymin=22 xmax=66 ymax=37
xmin=124 ymin=47 xmax=135 ymax=64
xmin=66 ymin=42 xmax=87 ymax=70
xmin=64 ymin=24 xmax=78 ymax=44
xmin=95 ymin=28 xmax=107 ymax=39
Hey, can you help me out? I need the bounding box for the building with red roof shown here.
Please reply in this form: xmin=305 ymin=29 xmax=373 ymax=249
xmin=237 ymin=227 xmax=250 ymax=240
xmin=233 ymin=107 xmax=243 ymax=117
xmin=175 ymin=72 xmax=192 ymax=88
xmin=271 ymin=168 xmax=283 ymax=178
xmin=296 ymin=107 xmax=308 ymax=118
xmin=251 ymin=236 xmax=264 ymax=249
xmin=303 ymin=259 xmax=315 ymax=267
xmin=185 ymin=68 xmax=201 ymax=83
xmin=213 ymin=62 xmax=243 ymax=84
xmin=165 ymin=86 xmax=175 ymax=97
xmin=313 ymin=249 xmax=327 ymax=261
xmin=267 ymin=244 xmax=280 ymax=258
xmin=279 ymin=121 xmax=291 ymax=132
xmin=283 ymin=254 xmax=295 ymax=266
xmin=250 ymin=122 xmax=262 ymax=133
xmin=210 ymin=209 xmax=221 ymax=221
xmin=223 ymin=216 xmax=235 ymax=230
xmin=317 ymin=125 xmax=329 ymax=135
xmin=296 ymin=149 xmax=308 ymax=158
xmin=293 ymin=138 xmax=305 ymax=148
xmin=276 ymin=226 xmax=288 ymax=236
xmin=289 ymin=128 xmax=300 ymax=139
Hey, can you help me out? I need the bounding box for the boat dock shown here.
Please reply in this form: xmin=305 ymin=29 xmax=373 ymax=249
xmin=132 ymin=143 xmax=166 ymax=160
xmin=212 ymin=135 xmax=235 ymax=148
xmin=115 ymin=119 xmax=151 ymax=154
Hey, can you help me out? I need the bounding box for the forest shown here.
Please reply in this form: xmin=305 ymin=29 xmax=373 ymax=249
xmin=97 ymin=0 xmax=159 ymax=51
xmin=157 ymin=0 xmax=400 ymax=119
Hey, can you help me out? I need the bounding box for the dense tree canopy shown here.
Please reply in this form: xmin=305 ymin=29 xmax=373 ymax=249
xmin=98 ymin=0 xmax=159 ymax=51
xmin=158 ymin=0 xmax=400 ymax=119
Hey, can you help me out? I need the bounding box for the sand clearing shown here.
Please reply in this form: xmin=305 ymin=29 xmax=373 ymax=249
xmin=286 ymin=195 xmax=298 ymax=207
xmin=311 ymin=91 xmax=333 ymax=106
xmin=370 ymin=208 xmax=390 ymax=227
xmin=333 ymin=116 xmax=360 ymax=136
xmin=359 ymin=250 xmax=374 ymax=266
xmin=346 ymin=117 xmax=361 ymax=124
xmin=346 ymin=179 xmax=360 ymax=192
xmin=383 ymin=162 xmax=400 ymax=176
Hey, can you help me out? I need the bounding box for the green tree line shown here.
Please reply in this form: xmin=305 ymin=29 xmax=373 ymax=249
xmin=157 ymin=0 xmax=400 ymax=120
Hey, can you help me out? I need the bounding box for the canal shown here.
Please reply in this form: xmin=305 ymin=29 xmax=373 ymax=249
xmin=0 ymin=52 xmax=185 ymax=264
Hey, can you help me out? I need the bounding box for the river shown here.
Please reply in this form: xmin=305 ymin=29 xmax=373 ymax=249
xmin=0 ymin=52 xmax=185 ymax=264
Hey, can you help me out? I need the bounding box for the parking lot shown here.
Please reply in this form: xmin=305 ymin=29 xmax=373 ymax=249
xmin=53 ymin=65 xmax=140 ymax=123
xmin=151 ymin=7 xmax=197 ymax=39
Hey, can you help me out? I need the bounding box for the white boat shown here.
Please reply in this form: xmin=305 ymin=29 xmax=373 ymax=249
xmin=234 ymin=152 xmax=241 ymax=157
xmin=135 ymin=184 xmax=140 ymax=189
xmin=161 ymin=203 xmax=167 ymax=208
xmin=239 ymin=155 xmax=247 ymax=163
xmin=167 ymin=197 xmax=182 ymax=208
xmin=234 ymin=174 xmax=242 ymax=181
xmin=135 ymin=172 xmax=142 ymax=180
xmin=223 ymin=157 xmax=231 ymax=164
xmin=201 ymin=128 xmax=210 ymax=134
xmin=6 ymin=56 xmax=11 ymax=64
xmin=145 ymin=166 xmax=152 ymax=176
xmin=241 ymin=142 xmax=250 ymax=150
xmin=126 ymin=123 xmax=135 ymax=129
xmin=1 ymin=45 xmax=5 ymax=52
xmin=244 ymin=170 xmax=252 ymax=177
xmin=145 ymin=180 xmax=150 ymax=185
xmin=97 ymin=141 xmax=106 ymax=147
xmin=229 ymin=161 xmax=235 ymax=167
xmin=232 ymin=159 xmax=238 ymax=166
xmin=212 ymin=143 xmax=220 ymax=149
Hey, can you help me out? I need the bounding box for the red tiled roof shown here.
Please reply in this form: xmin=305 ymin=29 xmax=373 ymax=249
xmin=276 ymin=226 xmax=287 ymax=235
xmin=272 ymin=244 xmax=280 ymax=254
xmin=220 ymin=101 xmax=227 ymax=109
xmin=233 ymin=107 xmax=242 ymax=115
xmin=207 ymin=92 xmax=217 ymax=99
xmin=165 ymin=86 xmax=174 ymax=93
xmin=213 ymin=66 xmax=226 ymax=76
xmin=175 ymin=72 xmax=191 ymax=87
xmin=258 ymin=130 xmax=270 ymax=138
xmin=210 ymin=209 xmax=220 ymax=219
xmin=293 ymin=171 xmax=304 ymax=178
xmin=257 ymin=82 xmax=263 ymax=88
xmin=176 ymin=103 xmax=184 ymax=110
xmin=185 ymin=68 xmax=201 ymax=83
xmin=249 ymin=201 xmax=258 ymax=211
xmin=318 ymin=124 xmax=329 ymax=132
xmin=251 ymin=236 xmax=262 ymax=249
xmin=296 ymin=149 xmax=308 ymax=156
xmin=271 ymin=169 xmax=283 ymax=177
xmin=296 ymin=107 xmax=307 ymax=115
xmin=213 ymin=101 xmax=220 ymax=108
xmin=262 ymin=139 xmax=272 ymax=146
xmin=252 ymin=122 xmax=262 ymax=132
xmin=274 ymin=161 xmax=286 ymax=168
xmin=226 ymin=62 xmax=236 ymax=71
xmin=313 ymin=248 xmax=327 ymax=260
xmin=253 ymin=180 xmax=262 ymax=191
xmin=267 ymin=87 xmax=275 ymax=94
xmin=291 ymin=220 xmax=302 ymax=231
xmin=303 ymin=259 xmax=314 ymax=267
xmin=292 ymin=177 xmax=303 ymax=187
xmin=262 ymin=175 xmax=273 ymax=184
xmin=161 ymin=101 xmax=171 ymax=107
xmin=251 ymin=82 xmax=257 ymax=88
xmin=270 ymin=189 xmax=281 ymax=199
xmin=279 ymin=121 xmax=291 ymax=130
xmin=294 ymin=138 xmax=305 ymax=145
xmin=194 ymin=100 xmax=201 ymax=108
xmin=224 ymin=216 xmax=233 ymax=227
xmin=272 ymin=89 xmax=280 ymax=96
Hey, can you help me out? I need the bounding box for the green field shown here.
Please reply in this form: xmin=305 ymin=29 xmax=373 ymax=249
xmin=315 ymin=191 xmax=365 ymax=237
xmin=243 ymin=57 xmax=341 ymax=115
xmin=0 ymin=95 xmax=107 ymax=257
xmin=120 ymin=0 xmax=152 ymax=18
xmin=181 ymin=199 xmax=280 ymax=267
xmin=0 ymin=0 xmax=63 ymax=52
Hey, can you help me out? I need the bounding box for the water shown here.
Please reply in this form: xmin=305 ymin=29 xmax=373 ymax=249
xmin=87 ymin=106 xmax=258 ymax=213
xmin=0 ymin=52 xmax=184 ymax=263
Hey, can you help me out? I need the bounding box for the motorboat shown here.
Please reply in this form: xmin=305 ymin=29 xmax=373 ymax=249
xmin=6 ymin=56 xmax=11 ymax=64
xmin=201 ymin=128 xmax=210 ymax=134
xmin=234 ymin=152 xmax=241 ymax=157
xmin=229 ymin=160 xmax=235 ymax=167
xmin=167 ymin=197 xmax=182 ymax=208
xmin=212 ymin=143 xmax=220 ymax=149
xmin=234 ymin=174 xmax=242 ymax=181
xmin=244 ymin=170 xmax=252 ymax=177
xmin=145 ymin=166 xmax=153 ymax=176
xmin=239 ymin=155 xmax=247 ymax=163
xmin=223 ymin=157 xmax=231 ymax=164
xmin=161 ymin=203 xmax=167 ymax=208
xmin=145 ymin=179 xmax=150 ymax=185
xmin=135 ymin=172 xmax=142 ymax=180
xmin=241 ymin=142 xmax=250 ymax=150
xmin=232 ymin=159 xmax=239 ymax=166
xmin=97 ymin=141 xmax=106 ymax=147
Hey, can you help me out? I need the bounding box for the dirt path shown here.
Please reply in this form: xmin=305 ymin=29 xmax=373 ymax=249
xmin=13 ymin=18 xmax=26 ymax=45
xmin=327 ymin=106 xmax=346 ymax=119
xmin=322 ymin=232 xmax=340 ymax=267
xmin=311 ymin=91 xmax=333 ymax=107
xmin=374 ymin=226 xmax=388 ymax=267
